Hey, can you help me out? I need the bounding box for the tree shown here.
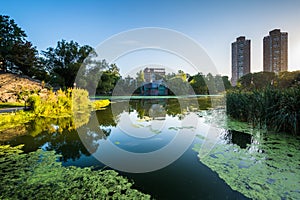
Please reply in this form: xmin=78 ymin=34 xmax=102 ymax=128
xmin=252 ymin=72 xmax=275 ymax=89
xmin=206 ymin=73 xmax=216 ymax=94
xmin=238 ymin=73 xmax=253 ymax=89
xmin=277 ymin=71 xmax=300 ymax=88
xmin=42 ymin=40 xmax=93 ymax=88
xmin=177 ymin=70 xmax=187 ymax=81
xmin=189 ymin=73 xmax=208 ymax=94
xmin=136 ymin=70 xmax=145 ymax=87
xmin=238 ymin=72 xmax=276 ymax=90
xmin=167 ymin=77 xmax=190 ymax=95
xmin=214 ymin=74 xmax=225 ymax=93
xmin=28 ymin=57 xmax=50 ymax=82
xmin=222 ymin=76 xmax=232 ymax=90
xmin=0 ymin=15 xmax=37 ymax=74
xmin=97 ymin=63 xmax=120 ymax=94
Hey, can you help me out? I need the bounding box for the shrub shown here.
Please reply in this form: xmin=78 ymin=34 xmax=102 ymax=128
xmin=26 ymin=88 xmax=110 ymax=117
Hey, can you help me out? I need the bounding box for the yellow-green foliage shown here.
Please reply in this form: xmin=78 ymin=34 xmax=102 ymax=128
xmin=72 ymin=88 xmax=90 ymax=112
xmin=1 ymin=89 xmax=110 ymax=132
xmin=27 ymin=88 xmax=90 ymax=117
xmin=92 ymin=99 xmax=110 ymax=110
xmin=0 ymin=111 xmax=34 ymax=131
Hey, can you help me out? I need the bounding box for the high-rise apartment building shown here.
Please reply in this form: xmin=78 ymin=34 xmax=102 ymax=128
xmin=263 ymin=29 xmax=288 ymax=73
xmin=231 ymin=36 xmax=251 ymax=86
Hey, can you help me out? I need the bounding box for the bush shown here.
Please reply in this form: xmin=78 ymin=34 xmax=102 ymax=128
xmin=26 ymin=88 xmax=110 ymax=117
xmin=26 ymin=94 xmax=43 ymax=114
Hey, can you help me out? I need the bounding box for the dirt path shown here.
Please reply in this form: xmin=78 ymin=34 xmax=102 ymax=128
xmin=0 ymin=107 xmax=25 ymax=113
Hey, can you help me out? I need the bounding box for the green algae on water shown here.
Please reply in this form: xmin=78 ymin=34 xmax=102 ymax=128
xmin=0 ymin=145 xmax=151 ymax=199
xmin=194 ymin=132 xmax=300 ymax=200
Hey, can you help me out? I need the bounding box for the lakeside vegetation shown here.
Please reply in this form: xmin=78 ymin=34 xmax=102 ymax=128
xmin=1 ymin=14 xmax=300 ymax=199
xmin=0 ymin=88 xmax=110 ymax=132
xmin=227 ymin=71 xmax=300 ymax=135
xmin=193 ymin=126 xmax=300 ymax=200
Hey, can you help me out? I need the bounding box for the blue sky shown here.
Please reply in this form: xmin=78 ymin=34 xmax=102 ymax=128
xmin=1 ymin=0 xmax=300 ymax=76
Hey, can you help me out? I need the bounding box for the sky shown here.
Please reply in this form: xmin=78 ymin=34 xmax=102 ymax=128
xmin=1 ymin=0 xmax=300 ymax=77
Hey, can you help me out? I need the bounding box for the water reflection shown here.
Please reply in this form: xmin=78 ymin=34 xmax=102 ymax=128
xmin=2 ymin=97 xmax=298 ymax=199
xmin=194 ymin=111 xmax=300 ymax=200
xmin=0 ymin=97 xmax=256 ymax=199
xmin=3 ymin=111 xmax=109 ymax=161
xmin=221 ymin=129 xmax=252 ymax=149
xmin=1 ymin=98 xmax=212 ymax=159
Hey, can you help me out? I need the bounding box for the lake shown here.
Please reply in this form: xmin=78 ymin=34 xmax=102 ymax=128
xmin=1 ymin=97 xmax=300 ymax=199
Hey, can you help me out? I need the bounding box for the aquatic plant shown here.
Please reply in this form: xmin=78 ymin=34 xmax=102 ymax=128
xmin=193 ymin=132 xmax=300 ymax=200
xmin=0 ymin=145 xmax=151 ymax=199
xmin=226 ymin=87 xmax=300 ymax=135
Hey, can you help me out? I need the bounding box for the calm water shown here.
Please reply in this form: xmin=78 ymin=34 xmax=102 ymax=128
xmin=2 ymin=97 xmax=300 ymax=199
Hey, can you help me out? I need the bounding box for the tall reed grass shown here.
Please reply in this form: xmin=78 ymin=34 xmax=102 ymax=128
xmin=226 ymin=87 xmax=300 ymax=135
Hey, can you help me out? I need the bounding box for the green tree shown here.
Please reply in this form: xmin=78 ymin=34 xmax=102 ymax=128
xmin=189 ymin=73 xmax=208 ymax=94
xmin=97 ymin=63 xmax=120 ymax=94
xmin=277 ymin=71 xmax=300 ymax=88
xmin=238 ymin=73 xmax=253 ymax=89
xmin=0 ymin=15 xmax=37 ymax=75
xmin=252 ymin=72 xmax=275 ymax=89
xmin=222 ymin=76 xmax=232 ymax=90
xmin=42 ymin=40 xmax=93 ymax=88
xmin=167 ymin=77 xmax=190 ymax=95
xmin=29 ymin=57 xmax=50 ymax=81
xmin=238 ymin=72 xmax=276 ymax=90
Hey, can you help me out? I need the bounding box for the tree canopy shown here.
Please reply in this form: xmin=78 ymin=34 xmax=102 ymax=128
xmin=0 ymin=15 xmax=235 ymax=95
xmin=0 ymin=15 xmax=37 ymax=75
xmin=42 ymin=40 xmax=93 ymax=88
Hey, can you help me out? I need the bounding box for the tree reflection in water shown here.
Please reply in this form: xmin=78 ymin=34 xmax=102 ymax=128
xmin=3 ymin=97 xmax=215 ymax=162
